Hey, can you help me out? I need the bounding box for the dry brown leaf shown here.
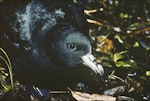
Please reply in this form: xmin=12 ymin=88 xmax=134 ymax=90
xmin=30 ymin=95 xmax=39 ymax=101
xmin=68 ymin=88 xmax=116 ymax=101
xmin=92 ymin=94 xmax=116 ymax=101
xmin=87 ymin=19 xmax=104 ymax=26
xmin=84 ymin=9 xmax=97 ymax=15
xmin=96 ymin=36 xmax=115 ymax=54
xmin=125 ymin=77 xmax=141 ymax=93
xmin=86 ymin=19 xmax=110 ymax=28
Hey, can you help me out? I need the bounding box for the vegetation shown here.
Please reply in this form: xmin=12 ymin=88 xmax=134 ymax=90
xmin=0 ymin=48 xmax=14 ymax=94
xmin=86 ymin=0 xmax=150 ymax=100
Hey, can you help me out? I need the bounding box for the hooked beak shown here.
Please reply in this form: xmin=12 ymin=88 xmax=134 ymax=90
xmin=81 ymin=53 xmax=104 ymax=76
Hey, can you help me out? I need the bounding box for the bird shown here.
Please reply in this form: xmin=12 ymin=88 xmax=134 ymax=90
xmin=0 ymin=0 xmax=104 ymax=90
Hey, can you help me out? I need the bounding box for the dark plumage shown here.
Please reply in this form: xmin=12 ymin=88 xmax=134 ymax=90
xmin=0 ymin=0 xmax=104 ymax=90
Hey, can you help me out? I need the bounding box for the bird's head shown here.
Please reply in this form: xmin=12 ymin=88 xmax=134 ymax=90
xmin=45 ymin=22 xmax=104 ymax=76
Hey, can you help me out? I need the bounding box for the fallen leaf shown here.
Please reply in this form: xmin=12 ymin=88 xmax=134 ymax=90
xmin=68 ymin=88 xmax=116 ymax=101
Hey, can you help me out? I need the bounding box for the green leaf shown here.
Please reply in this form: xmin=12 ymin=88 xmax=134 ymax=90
xmin=133 ymin=42 xmax=139 ymax=47
xmin=129 ymin=22 xmax=140 ymax=30
xmin=146 ymin=71 xmax=150 ymax=76
xmin=0 ymin=67 xmax=5 ymax=70
xmin=120 ymin=13 xmax=129 ymax=19
xmin=128 ymin=59 xmax=139 ymax=69
xmin=115 ymin=61 xmax=131 ymax=67
xmin=114 ymin=35 xmax=124 ymax=44
xmin=1 ymin=83 xmax=10 ymax=93
xmin=113 ymin=51 xmax=127 ymax=62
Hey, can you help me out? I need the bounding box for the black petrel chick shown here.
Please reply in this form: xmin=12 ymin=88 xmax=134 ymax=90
xmin=0 ymin=0 xmax=104 ymax=89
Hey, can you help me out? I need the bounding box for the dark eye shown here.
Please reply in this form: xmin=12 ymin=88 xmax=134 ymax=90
xmin=67 ymin=43 xmax=76 ymax=50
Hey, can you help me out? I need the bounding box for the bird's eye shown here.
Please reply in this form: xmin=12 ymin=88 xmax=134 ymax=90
xmin=67 ymin=43 xmax=76 ymax=50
